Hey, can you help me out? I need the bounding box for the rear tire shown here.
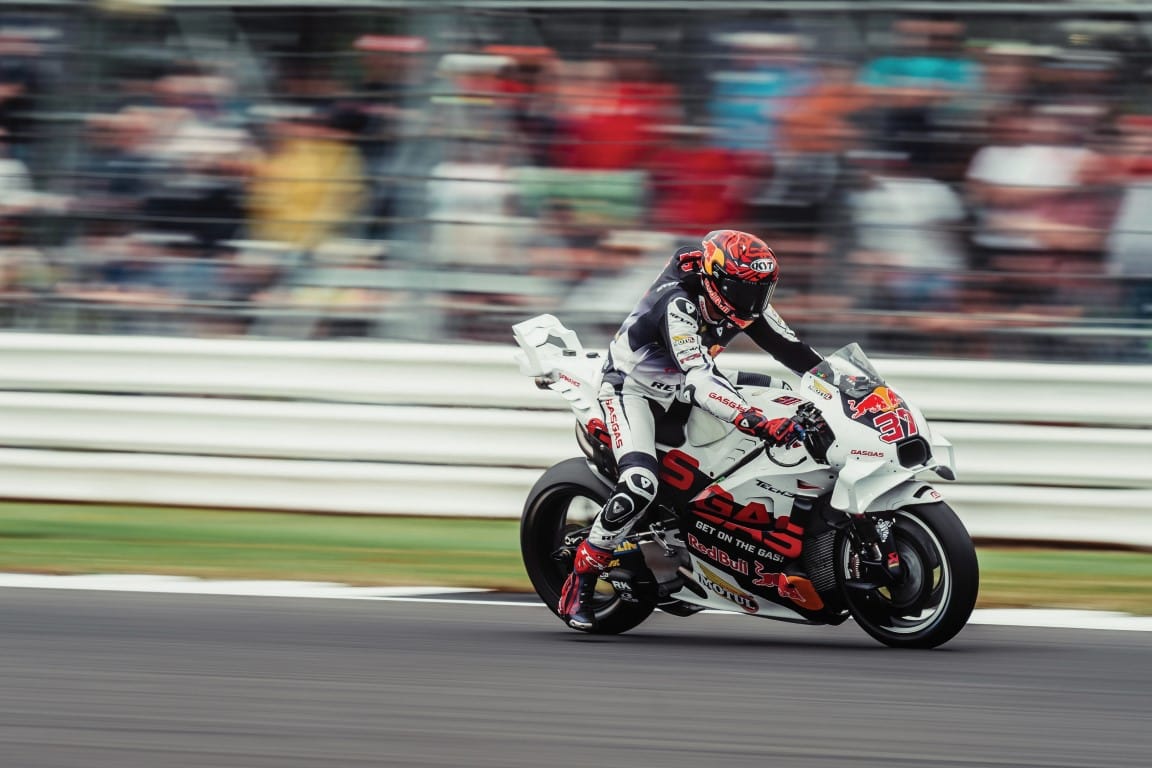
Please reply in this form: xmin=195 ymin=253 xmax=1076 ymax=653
xmin=521 ymin=458 xmax=656 ymax=634
xmin=837 ymin=502 xmax=979 ymax=649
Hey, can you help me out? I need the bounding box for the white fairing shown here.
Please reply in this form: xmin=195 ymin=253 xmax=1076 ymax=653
xmin=513 ymin=314 xmax=604 ymax=417
xmin=682 ymin=553 xmax=815 ymax=621
xmin=796 ymin=343 xmax=956 ymax=514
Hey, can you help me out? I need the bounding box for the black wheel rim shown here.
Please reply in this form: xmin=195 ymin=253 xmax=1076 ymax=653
xmin=841 ymin=511 xmax=952 ymax=637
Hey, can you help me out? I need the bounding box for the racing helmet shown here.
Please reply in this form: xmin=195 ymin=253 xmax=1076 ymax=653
xmin=699 ymin=230 xmax=779 ymax=326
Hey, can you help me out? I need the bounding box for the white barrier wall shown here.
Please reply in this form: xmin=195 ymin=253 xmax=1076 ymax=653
xmin=0 ymin=393 xmax=1149 ymax=488
xmin=1 ymin=333 xmax=1149 ymax=547
xmin=4 ymin=332 xmax=1152 ymax=424
xmin=0 ymin=448 xmax=1149 ymax=548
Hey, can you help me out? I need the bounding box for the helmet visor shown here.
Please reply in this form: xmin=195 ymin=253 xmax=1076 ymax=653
xmin=717 ymin=277 xmax=776 ymax=319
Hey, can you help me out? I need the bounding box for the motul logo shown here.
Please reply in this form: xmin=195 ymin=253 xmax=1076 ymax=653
xmin=696 ymin=565 xmax=759 ymax=613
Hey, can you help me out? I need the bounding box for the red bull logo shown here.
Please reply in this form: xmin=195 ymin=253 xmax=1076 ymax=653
xmin=688 ymin=534 xmax=749 ymax=575
xmin=848 ymin=386 xmax=903 ymax=421
xmin=703 ymin=240 xmax=725 ymax=274
xmin=752 ymin=563 xmax=825 ymax=610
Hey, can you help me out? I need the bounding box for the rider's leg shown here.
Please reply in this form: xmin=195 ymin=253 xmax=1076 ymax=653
xmin=560 ymin=383 xmax=659 ymax=630
xmin=584 ymin=458 xmax=659 ymax=551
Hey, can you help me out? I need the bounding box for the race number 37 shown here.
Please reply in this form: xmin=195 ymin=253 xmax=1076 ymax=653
xmin=874 ymin=408 xmax=918 ymax=443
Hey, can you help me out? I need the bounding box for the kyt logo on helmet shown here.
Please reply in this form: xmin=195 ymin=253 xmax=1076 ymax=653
xmin=699 ymin=230 xmax=780 ymax=328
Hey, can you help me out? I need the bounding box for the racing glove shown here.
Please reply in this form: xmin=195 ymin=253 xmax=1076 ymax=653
xmin=733 ymin=407 xmax=805 ymax=447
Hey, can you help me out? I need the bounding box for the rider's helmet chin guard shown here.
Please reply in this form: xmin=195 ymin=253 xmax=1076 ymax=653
xmin=699 ymin=229 xmax=779 ymax=328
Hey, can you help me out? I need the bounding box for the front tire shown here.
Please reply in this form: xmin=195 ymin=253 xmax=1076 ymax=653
xmin=521 ymin=458 xmax=656 ymax=634
xmin=837 ymin=502 xmax=979 ymax=649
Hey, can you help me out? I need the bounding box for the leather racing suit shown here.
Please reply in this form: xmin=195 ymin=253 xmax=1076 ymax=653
xmin=583 ymin=247 xmax=823 ymax=553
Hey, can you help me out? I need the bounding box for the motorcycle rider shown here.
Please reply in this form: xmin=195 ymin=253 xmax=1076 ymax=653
xmin=560 ymin=229 xmax=824 ymax=630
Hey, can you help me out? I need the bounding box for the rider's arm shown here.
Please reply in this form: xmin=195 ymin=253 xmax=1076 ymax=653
xmin=664 ymin=295 xmax=804 ymax=446
xmin=745 ymin=305 xmax=823 ymax=375
xmin=663 ymin=295 xmax=749 ymax=422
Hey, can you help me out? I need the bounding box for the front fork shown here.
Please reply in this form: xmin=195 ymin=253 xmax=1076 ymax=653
xmin=842 ymin=513 xmax=904 ymax=589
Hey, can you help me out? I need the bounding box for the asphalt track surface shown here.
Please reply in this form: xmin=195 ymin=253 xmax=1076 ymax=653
xmin=2 ymin=589 xmax=1150 ymax=768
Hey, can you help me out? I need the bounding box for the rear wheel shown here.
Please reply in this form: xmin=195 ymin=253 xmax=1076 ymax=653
xmin=521 ymin=458 xmax=656 ymax=634
xmin=837 ymin=502 xmax=979 ymax=649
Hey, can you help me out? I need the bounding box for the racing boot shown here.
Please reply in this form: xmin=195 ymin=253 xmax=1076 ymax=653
xmin=558 ymin=540 xmax=614 ymax=631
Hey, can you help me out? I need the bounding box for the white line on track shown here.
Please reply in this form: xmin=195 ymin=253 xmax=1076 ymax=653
xmin=1 ymin=573 xmax=1149 ymax=632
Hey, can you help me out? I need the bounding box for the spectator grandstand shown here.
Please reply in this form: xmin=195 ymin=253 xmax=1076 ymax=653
xmin=2 ymin=0 xmax=1152 ymax=362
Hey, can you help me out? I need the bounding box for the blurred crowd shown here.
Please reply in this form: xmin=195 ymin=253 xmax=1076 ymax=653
xmin=3 ymin=4 xmax=1152 ymax=361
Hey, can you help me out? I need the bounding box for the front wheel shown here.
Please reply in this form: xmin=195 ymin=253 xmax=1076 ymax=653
xmin=521 ymin=458 xmax=656 ymax=634
xmin=837 ymin=502 xmax=979 ymax=649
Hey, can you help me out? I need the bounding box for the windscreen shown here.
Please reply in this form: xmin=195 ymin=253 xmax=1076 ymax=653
xmin=808 ymin=343 xmax=885 ymax=398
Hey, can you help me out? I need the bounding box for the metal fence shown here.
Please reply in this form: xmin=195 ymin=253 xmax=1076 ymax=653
xmin=3 ymin=1 xmax=1152 ymax=361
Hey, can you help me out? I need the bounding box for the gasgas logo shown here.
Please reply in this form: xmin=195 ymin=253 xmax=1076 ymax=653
xmin=603 ymin=400 xmax=624 ymax=449
xmin=848 ymin=386 xmax=902 ymax=420
xmin=851 ymin=449 xmax=885 ymax=458
xmin=696 ymin=564 xmax=759 ymax=613
xmin=708 ymin=391 xmax=743 ymax=410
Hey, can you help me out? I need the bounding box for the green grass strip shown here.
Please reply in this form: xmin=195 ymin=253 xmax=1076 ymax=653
xmin=1 ymin=502 xmax=1149 ymax=614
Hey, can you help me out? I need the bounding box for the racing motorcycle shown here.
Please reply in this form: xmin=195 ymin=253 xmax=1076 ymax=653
xmin=513 ymin=314 xmax=979 ymax=649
